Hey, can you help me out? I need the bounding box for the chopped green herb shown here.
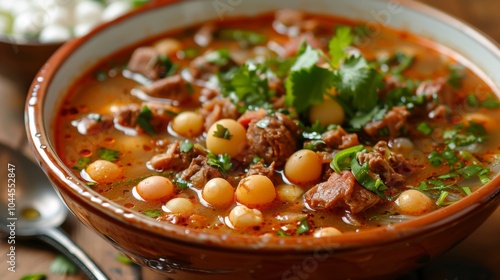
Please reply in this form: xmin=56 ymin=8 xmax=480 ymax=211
xmin=304 ymin=140 xmax=326 ymax=151
xmin=97 ymin=147 xmax=120 ymax=162
xmin=157 ymin=55 xmax=179 ymax=77
xmin=350 ymin=156 xmax=388 ymax=199
xmin=175 ymin=178 xmax=191 ymax=190
xmin=204 ymin=49 xmax=232 ymax=66
xmin=348 ymin=105 xmax=387 ymax=130
xmin=428 ymin=151 xmax=443 ymax=167
xmin=462 ymin=187 xmax=472 ymax=196
xmin=132 ymin=0 xmax=151 ymax=8
xmin=73 ymin=157 xmax=91 ymax=171
xmin=50 ymin=255 xmax=79 ymax=275
xmin=457 ymin=164 xmax=484 ymax=179
xmin=480 ymin=94 xmax=500 ymax=109
xmin=335 ymin=55 xmax=385 ymax=113
xmin=436 ymin=191 xmax=450 ymax=206
xmin=447 ymin=64 xmax=465 ymax=89
xmin=329 ymin=26 xmax=353 ymax=67
xmin=212 ymin=124 xmax=232 ymax=139
xmin=143 ymin=209 xmax=162 ymax=218
xmin=207 ymin=153 xmax=232 ymax=174
xmin=296 ymin=217 xmax=311 ymax=235
xmin=179 ymin=48 xmax=199 ymax=59
xmin=137 ymin=106 xmax=156 ymax=135
xmin=330 ymin=145 xmax=364 ymax=173
xmin=218 ymin=29 xmax=266 ymax=46
xmin=276 ymin=229 xmax=291 ymax=237
xmin=466 ymin=94 xmax=479 ymax=108
xmin=478 ymin=168 xmax=491 ymax=184
xmin=417 ymin=122 xmax=433 ymax=135
xmin=219 ymin=63 xmax=274 ymax=112
xmin=179 ymin=140 xmax=194 ymax=153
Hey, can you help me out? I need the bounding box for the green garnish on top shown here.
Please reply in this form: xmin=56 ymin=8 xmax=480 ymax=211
xmin=212 ymin=124 xmax=232 ymax=140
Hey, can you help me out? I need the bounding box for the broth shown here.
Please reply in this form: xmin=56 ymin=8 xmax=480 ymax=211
xmin=55 ymin=12 xmax=500 ymax=237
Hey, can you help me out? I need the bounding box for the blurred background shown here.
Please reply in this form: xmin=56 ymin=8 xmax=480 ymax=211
xmin=0 ymin=0 xmax=499 ymax=279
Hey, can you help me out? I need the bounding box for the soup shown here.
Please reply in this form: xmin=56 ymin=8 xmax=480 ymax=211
xmin=55 ymin=11 xmax=500 ymax=237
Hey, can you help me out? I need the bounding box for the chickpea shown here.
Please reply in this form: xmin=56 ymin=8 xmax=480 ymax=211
xmin=171 ymin=111 xmax=204 ymax=138
xmin=308 ymin=99 xmax=345 ymax=126
xmin=85 ymin=159 xmax=122 ymax=184
xmin=228 ymin=205 xmax=263 ymax=229
xmin=276 ymin=184 xmax=304 ymax=202
xmin=395 ymin=189 xmax=434 ymax=215
xmin=136 ymin=176 xmax=174 ymax=201
xmin=206 ymin=119 xmax=246 ymax=157
xmin=313 ymin=227 xmax=343 ymax=238
xmin=235 ymin=175 xmax=276 ymax=208
xmin=164 ymin=198 xmax=194 ymax=215
xmin=284 ymin=149 xmax=322 ymax=185
xmin=153 ymin=38 xmax=183 ymax=57
xmin=202 ymin=178 xmax=234 ymax=209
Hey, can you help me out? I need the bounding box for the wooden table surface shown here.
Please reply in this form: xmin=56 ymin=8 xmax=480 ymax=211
xmin=2 ymin=1 xmax=500 ymax=279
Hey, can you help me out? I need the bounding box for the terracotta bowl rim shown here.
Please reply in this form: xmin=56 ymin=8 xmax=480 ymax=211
xmin=25 ymin=0 xmax=500 ymax=252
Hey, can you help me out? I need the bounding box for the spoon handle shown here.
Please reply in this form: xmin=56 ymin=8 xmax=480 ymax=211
xmin=38 ymin=227 xmax=110 ymax=280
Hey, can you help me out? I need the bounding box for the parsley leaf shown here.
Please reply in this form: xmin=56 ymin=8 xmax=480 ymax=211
xmin=179 ymin=140 xmax=194 ymax=153
xmin=97 ymin=147 xmax=120 ymax=162
xmin=218 ymin=63 xmax=274 ymax=112
xmin=286 ymin=66 xmax=335 ymax=113
xmin=50 ymin=255 xmax=79 ymax=275
xmin=335 ymin=55 xmax=384 ymax=113
xmin=207 ymin=153 xmax=232 ymax=174
xmin=212 ymin=124 xmax=232 ymax=139
xmin=447 ymin=63 xmax=465 ymax=89
xmin=143 ymin=209 xmax=162 ymax=218
xmin=204 ymin=49 xmax=232 ymax=66
xmin=73 ymin=157 xmax=91 ymax=171
xmin=137 ymin=106 xmax=156 ymax=135
xmin=296 ymin=217 xmax=311 ymax=235
xmin=329 ymin=26 xmax=354 ymax=67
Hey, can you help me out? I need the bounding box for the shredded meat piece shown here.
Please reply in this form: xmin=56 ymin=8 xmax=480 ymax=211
xmin=305 ymin=171 xmax=382 ymax=213
xmin=246 ymin=161 xmax=276 ymax=182
xmin=113 ymin=103 xmax=173 ymax=135
xmin=149 ymin=141 xmax=204 ymax=171
xmin=416 ymin=78 xmax=452 ymax=120
xmin=141 ymin=75 xmax=192 ymax=105
xmin=357 ymin=141 xmax=413 ymax=188
xmin=188 ymin=51 xmax=236 ymax=81
xmin=127 ymin=47 xmax=161 ymax=80
xmin=363 ymin=106 xmax=409 ymax=138
xmin=245 ymin=113 xmax=299 ymax=166
xmin=179 ymin=155 xmax=223 ymax=189
xmin=321 ymin=126 xmax=360 ymax=149
xmin=199 ymin=97 xmax=240 ymax=130
xmin=72 ymin=114 xmax=113 ymax=135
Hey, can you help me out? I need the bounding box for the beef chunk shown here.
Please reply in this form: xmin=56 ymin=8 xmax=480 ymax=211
xmin=416 ymin=78 xmax=452 ymax=120
xmin=364 ymin=106 xmax=409 ymax=138
xmin=72 ymin=113 xmax=113 ymax=135
xmin=199 ymin=97 xmax=240 ymax=130
xmin=245 ymin=113 xmax=299 ymax=166
xmin=113 ymin=103 xmax=173 ymax=135
xmin=246 ymin=161 xmax=276 ymax=182
xmin=179 ymin=155 xmax=223 ymax=189
xmin=357 ymin=141 xmax=413 ymax=188
xmin=305 ymin=171 xmax=382 ymax=213
xmin=141 ymin=75 xmax=192 ymax=105
xmin=127 ymin=47 xmax=160 ymax=80
xmin=149 ymin=141 xmax=204 ymax=171
xmin=321 ymin=126 xmax=360 ymax=149
xmin=188 ymin=51 xmax=236 ymax=81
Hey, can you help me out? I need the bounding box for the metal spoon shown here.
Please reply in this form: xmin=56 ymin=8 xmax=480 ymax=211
xmin=0 ymin=143 xmax=110 ymax=280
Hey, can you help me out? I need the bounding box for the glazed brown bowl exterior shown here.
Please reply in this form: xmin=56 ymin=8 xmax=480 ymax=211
xmin=0 ymin=37 xmax=62 ymax=91
xmin=26 ymin=0 xmax=500 ymax=279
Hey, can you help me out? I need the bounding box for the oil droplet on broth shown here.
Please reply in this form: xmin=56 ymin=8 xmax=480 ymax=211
xmin=21 ymin=207 xmax=41 ymax=220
